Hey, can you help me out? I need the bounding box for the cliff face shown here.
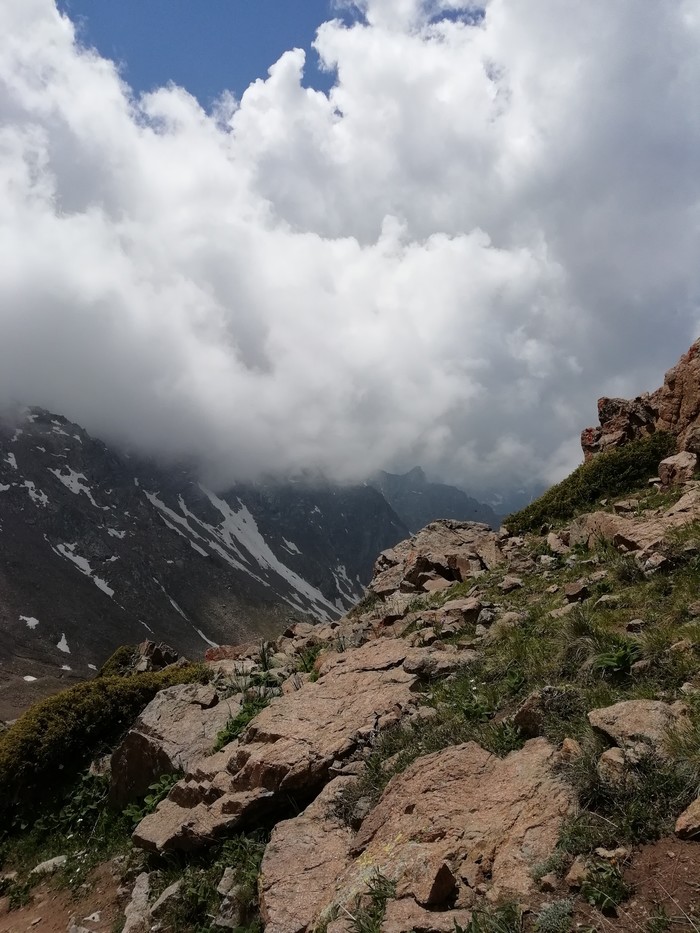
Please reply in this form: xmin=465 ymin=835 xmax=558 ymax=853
xmin=582 ymin=337 xmax=700 ymax=460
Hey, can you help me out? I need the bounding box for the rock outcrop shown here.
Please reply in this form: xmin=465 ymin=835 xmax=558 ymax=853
xmin=582 ymin=338 xmax=700 ymax=461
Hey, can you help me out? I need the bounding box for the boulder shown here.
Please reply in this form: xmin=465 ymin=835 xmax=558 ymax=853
xmin=588 ymin=699 xmax=688 ymax=761
xmin=369 ymin=521 xmax=504 ymax=600
xmin=122 ymin=872 xmax=151 ymax=933
xmin=110 ymin=682 xmax=237 ymax=805
xmin=259 ymin=778 xmax=354 ymax=933
xmin=659 ymin=451 xmax=697 ymax=487
xmin=328 ymin=739 xmax=574 ymax=909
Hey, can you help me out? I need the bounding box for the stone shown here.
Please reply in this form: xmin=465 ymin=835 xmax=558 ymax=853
xmin=150 ymin=880 xmax=182 ymax=918
xmin=122 ymin=872 xmax=151 ymax=933
xmin=675 ymin=798 xmax=700 ymax=839
xmin=614 ymin=499 xmax=639 ymax=514
xmin=549 ymin=603 xmax=576 ymax=619
xmin=597 ymin=747 xmax=627 ymax=782
xmin=565 ymin=857 xmax=587 ymax=889
xmin=631 ymin=659 xmax=651 ymax=675
xmin=659 ymin=451 xmax=698 ymax=487
xmin=560 ymin=737 xmax=583 ymax=762
xmin=588 ymin=700 xmax=689 ymax=761
xmin=381 ymin=900 xmax=473 ymax=933
xmin=30 ymin=855 xmax=67 ymax=875
xmin=499 ymin=575 xmax=523 ymax=593
xmin=539 ymin=873 xmax=558 ymax=892
xmin=329 ymin=739 xmax=575 ymax=908
xmin=594 ymin=847 xmax=629 ymax=862
xmin=110 ymin=683 xmax=237 ymax=805
xmin=481 ymin=612 xmax=523 ymax=645
xmin=259 ymin=778 xmax=354 ymax=933
xmin=547 ymin=532 xmax=570 ymax=555
xmin=513 ymin=690 xmax=547 ymax=737
xmin=564 ymin=581 xmax=589 ymax=603
xmin=369 ymin=521 xmax=504 ymax=600
xmin=438 ymin=597 xmax=482 ymax=625
xmin=626 ymin=619 xmax=646 ymax=633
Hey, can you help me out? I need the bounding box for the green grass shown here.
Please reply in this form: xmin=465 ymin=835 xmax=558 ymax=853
xmin=213 ymin=696 xmax=270 ymax=752
xmin=506 ymin=432 xmax=676 ymax=533
xmin=346 ymin=872 xmax=396 ymax=933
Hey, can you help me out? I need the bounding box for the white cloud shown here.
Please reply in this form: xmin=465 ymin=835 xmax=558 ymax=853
xmin=0 ymin=0 xmax=699 ymax=498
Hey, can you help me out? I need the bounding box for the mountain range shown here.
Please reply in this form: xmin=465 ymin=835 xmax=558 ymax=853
xmin=0 ymin=407 xmax=495 ymax=718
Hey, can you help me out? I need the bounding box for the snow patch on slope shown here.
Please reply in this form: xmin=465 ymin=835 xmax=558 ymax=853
xmin=53 ymin=543 xmax=115 ymax=598
xmin=200 ymin=486 xmax=337 ymax=619
xmin=49 ymin=467 xmax=106 ymax=509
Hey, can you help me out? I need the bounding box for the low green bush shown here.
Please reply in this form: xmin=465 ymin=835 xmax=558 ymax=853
xmin=506 ymin=433 xmax=676 ymax=533
xmin=0 ymin=662 xmax=206 ymax=823
xmin=98 ymin=644 xmax=139 ymax=676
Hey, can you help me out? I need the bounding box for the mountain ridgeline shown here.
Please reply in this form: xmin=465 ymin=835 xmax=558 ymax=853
xmin=0 ymin=408 xmax=494 ymax=715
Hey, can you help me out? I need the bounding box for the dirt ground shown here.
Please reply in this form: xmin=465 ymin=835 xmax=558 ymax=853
xmin=0 ymin=863 xmax=122 ymax=933
xmin=568 ymin=837 xmax=700 ymax=932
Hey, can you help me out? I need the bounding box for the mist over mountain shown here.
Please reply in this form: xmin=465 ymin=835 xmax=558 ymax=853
xmin=1 ymin=1 xmax=700 ymax=500
xmin=369 ymin=466 xmax=499 ymax=532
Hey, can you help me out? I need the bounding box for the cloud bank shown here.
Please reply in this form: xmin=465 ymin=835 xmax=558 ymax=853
xmin=1 ymin=0 xmax=699 ymax=497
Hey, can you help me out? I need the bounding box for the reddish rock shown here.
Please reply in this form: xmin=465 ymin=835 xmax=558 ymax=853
xmin=581 ymin=339 xmax=700 ymax=460
xmin=330 ymin=739 xmax=575 ymax=907
xmin=110 ymin=683 xmax=237 ymax=805
xmin=588 ymin=699 xmax=688 ymax=761
xmin=259 ymin=779 xmax=354 ymax=933
xmin=659 ymin=451 xmax=697 ymax=487
xmin=675 ymin=798 xmax=700 ymax=839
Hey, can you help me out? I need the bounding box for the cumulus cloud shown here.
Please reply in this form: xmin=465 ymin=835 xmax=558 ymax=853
xmin=0 ymin=0 xmax=699 ymax=498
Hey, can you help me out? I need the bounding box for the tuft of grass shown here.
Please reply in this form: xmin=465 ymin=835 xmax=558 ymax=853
xmin=506 ymin=433 xmax=676 ymax=533
xmin=457 ymin=903 xmax=523 ymax=932
xmin=559 ymin=747 xmax=699 ymax=856
xmin=213 ymin=696 xmax=270 ymax=752
xmin=580 ymin=860 xmax=631 ymax=913
xmin=346 ymin=872 xmax=396 ymax=933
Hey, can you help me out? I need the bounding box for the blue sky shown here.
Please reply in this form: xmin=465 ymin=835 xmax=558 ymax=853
xmin=56 ymin=0 xmax=349 ymax=105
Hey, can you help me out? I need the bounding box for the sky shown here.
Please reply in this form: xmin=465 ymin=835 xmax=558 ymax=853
xmin=1 ymin=0 xmax=699 ymax=501
xmin=55 ymin=0 xmax=346 ymax=103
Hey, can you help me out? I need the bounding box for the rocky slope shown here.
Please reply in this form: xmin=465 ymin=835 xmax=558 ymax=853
xmin=6 ymin=339 xmax=700 ymax=932
xmin=0 ymin=408 xmax=408 ymax=716
xmin=368 ymin=467 xmax=499 ymax=532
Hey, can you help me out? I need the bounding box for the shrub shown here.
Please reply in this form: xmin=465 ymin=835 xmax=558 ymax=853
xmin=534 ymin=899 xmax=574 ymax=933
xmin=98 ymin=644 xmax=139 ymax=677
xmin=580 ymin=861 xmax=631 ymax=912
xmin=506 ymin=433 xmax=676 ymax=533
xmin=0 ymin=663 xmax=206 ymax=823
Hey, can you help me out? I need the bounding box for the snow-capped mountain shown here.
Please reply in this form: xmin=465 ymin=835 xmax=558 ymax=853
xmin=0 ymin=408 xmax=408 ymax=711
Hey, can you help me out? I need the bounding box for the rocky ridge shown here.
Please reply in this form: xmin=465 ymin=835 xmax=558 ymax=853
xmin=87 ymin=462 xmax=700 ymax=931
xmin=582 ymin=337 xmax=700 ymax=460
xmin=8 ymin=341 xmax=700 ymax=930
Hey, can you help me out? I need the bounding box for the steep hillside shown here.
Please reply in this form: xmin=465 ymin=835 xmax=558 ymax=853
xmin=5 ymin=342 xmax=700 ymax=932
xmin=369 ymin=466 xmax=499 ymax=532
xmin=0 ymin=408 xmax=407 ymax=715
